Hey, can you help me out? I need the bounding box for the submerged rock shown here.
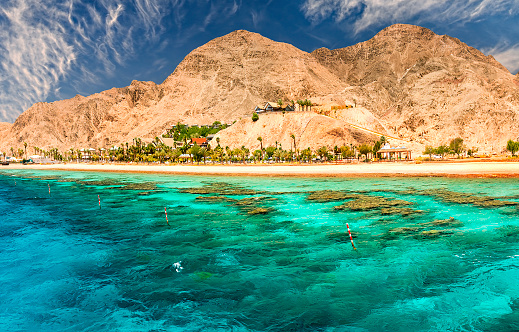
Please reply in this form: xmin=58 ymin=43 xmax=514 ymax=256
xmin=180 ymin=182 xmax=265 ymax=196
xmin=416 ymin=229 xmax=453 ymax=239
xmin=420 ymin=189 xmax=518 ymax=208
xmin=196 ymin=194 xmax=276 ymax=216
xmin=306 ymin=190 xmax=360 ymax=203
xmin=120 ymin=182 xmax=160 ymax=191
xmin=334 ymin=195 xmax=412 ymax=211
xmin=388 ymin=226 xmax=424 ymax=235
xmin=379 ymin=207 xmax=424 ymax=217
xmin=80 ymin=179 xmax=125 ymax=186
xmin=421 ymin=217 xmax=464 ymax=228
xmin=248 ymin=207 xmax=273 ymax=215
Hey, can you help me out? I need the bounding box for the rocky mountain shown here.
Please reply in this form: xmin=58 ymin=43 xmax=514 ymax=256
xmin=1 ymin=24 xmax=518 ymax=155
xmin=311 ymin=24 xmax=519 ymax=152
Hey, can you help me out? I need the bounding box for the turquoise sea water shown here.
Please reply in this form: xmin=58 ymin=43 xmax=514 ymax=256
xmin=1 ymin=170 xmax=519 ymax=331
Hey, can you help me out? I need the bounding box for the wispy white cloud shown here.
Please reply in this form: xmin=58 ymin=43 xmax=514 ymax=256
xmin=0 ymin=0 xmax=186 ymax=122
xmin=301 ymin=0 xmax=519 ymax=34
xmin=0 ymin=1 xmax=76 ymax=122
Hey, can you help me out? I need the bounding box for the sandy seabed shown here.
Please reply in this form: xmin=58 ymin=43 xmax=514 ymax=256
xmin=4 ymin=160 xmax=519 ymax=178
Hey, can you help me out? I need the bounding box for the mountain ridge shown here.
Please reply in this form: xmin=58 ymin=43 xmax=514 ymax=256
xmin=1 ymin=24 xmax=518 ymax=155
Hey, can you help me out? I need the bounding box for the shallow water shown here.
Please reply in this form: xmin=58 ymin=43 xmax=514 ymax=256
xmin=1 ymin=170 xmax=519 ymax=331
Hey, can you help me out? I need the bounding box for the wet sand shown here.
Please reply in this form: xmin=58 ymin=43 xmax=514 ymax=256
xmin=4 ymin=160 xmax=519 ymax=177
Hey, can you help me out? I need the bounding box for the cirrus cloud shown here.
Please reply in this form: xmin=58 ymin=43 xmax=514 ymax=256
xmin=301 ymin=0 xmax=519 ymax=33
xmin=0 ymin=0 xmax=188 ymax=123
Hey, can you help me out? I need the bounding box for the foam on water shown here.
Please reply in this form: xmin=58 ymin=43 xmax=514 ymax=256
xmin=1 ymin=170 xmax=519 ymax=331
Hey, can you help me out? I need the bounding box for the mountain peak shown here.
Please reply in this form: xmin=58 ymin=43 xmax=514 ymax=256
xmin=375 ymin=24 xmax=436 ymax=39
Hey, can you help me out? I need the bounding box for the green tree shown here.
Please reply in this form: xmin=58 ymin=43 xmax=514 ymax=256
xmin=253 ymin=149 xmax=262 ymax=163
xmin=373 ymin=141 xmax=381 ymax=157
xmin=300 ymin=148 xmax=312 ymax=162
xmin=23 ymin=142 xmax=27 ymax=159
xmin=297 ymin=100 xmax=303 ymax=111
xmin=257 ymin=136 xmax=263 ymax=153
xmin=317 ymin=146 xmax=329 ymax=161
xmin=423 ymin=146 xmax=435 ymax=160
xmin=449 ymin=137 xmax=465 ymax=158
xmin=252 ymin=112 xmax=259 ymax=122
xmin=290 ymin=134 xmax=296 ymax=158
xmin=358 ymin=144 xmax=372 ymax=161
xmin=265 ymin=146 xmax=276 ymax=159
xmin=435 ymin=145 xmax=448 ymax=159
xmin=506 ymin=139 xmax=519 ymax=156
xmin=340 ymin=145 xmax=354 ymax=160
xmin=200 ymin=147 xmax=209 ymax=164
xmin=189 ymin=144 xmax=202 ymax=164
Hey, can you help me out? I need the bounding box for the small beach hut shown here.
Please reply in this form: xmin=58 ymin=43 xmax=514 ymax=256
xmin=376 ymin=144 xmax=412 ymax=160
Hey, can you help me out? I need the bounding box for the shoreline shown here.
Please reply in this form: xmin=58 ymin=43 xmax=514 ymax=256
xmin=3 ymin=160 xmax=519 ymax=178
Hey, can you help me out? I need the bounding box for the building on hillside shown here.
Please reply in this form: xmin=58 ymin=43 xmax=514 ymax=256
xmin=331 ymin=105 xmax=353 ymax=110
xmin=376 ymin=143 xmax=412 ymax=160
xmin=254 ymin=102 xmax=294 ymax=114
xmin=160 ymin=137 xmax=184 ymax=149
xmin=190 ymin=137 xmax=209 ymax=148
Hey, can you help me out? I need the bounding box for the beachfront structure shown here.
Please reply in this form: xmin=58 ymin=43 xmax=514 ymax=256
xmin=254 ymin=102 xmax=294 ymax=114
xmin=190 ymin=138 xmax=209 ymax=148
xmin=376 ymin=144 xmax=412 ymax=160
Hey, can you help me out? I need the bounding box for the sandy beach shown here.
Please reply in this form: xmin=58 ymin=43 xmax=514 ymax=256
xmin=3 ymin=160 xmax=519 ymax=177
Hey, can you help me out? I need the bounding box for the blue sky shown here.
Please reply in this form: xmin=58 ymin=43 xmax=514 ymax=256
xmin=1 ymin=0 xmax=518 ymax=123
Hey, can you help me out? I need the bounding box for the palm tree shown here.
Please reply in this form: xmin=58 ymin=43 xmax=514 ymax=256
xmin=380 ymin=135 xmax=387 ymax=146
xmin=241 ymin=145 xmax=249 ymax=163
xmin=297 ymin=100 xmax=303 ymax=111
xmin=274 ymin=149 xmax=282 ymax=163
xmin=290 ymin=134 xmax=297 ymax=160
xmin=200 ymin=147 xmax=208 ymax=164
xmin=216 ymin=137 xmax=220 ymax=147
xmin=257 ymin=136 xmax=263 ymax=159
xmin=23 ymin=142 xmax=27 ymax=159
xmin=317 ymin=146 xmax=328 ymax=161
xmin=253 ymin=149 xmax=262 ymax=163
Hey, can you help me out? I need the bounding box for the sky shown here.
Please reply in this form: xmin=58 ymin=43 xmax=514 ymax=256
xmin=1 ymin=0 xmax=518 ymax=123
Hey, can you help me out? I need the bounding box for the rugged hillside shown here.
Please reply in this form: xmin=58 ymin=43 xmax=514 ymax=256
xmin=312 ymin=24 xmax=519 ymax=151
xmin=215 ymin=112 xmax=378 ymax=151
xmin=157 ymin=30 xmax=345 ymax=120
xmin=1 ymin=24 xmax=518 ymax=154
xmin=0 ymin=30 xmax=346 ymax=151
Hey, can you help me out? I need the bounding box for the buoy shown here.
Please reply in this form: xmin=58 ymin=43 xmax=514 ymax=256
xmin=346 ymin=223 xmax=357 ymax=250
xmin=98 ymin=195 xmax=101 ymax=208
xmin=164 ymin=207 xmax=169 ymax=226
xmin=48 ymin=183 xmax=50 ymax=195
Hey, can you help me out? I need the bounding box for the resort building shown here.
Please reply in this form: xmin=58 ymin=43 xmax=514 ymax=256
xmin=254 ymin=102 xmax=294 ymax=114
xmin=376 ymin=143 xmax=412 ymax=160
xmin=190 ymin=137 xmax=209 ymax=148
